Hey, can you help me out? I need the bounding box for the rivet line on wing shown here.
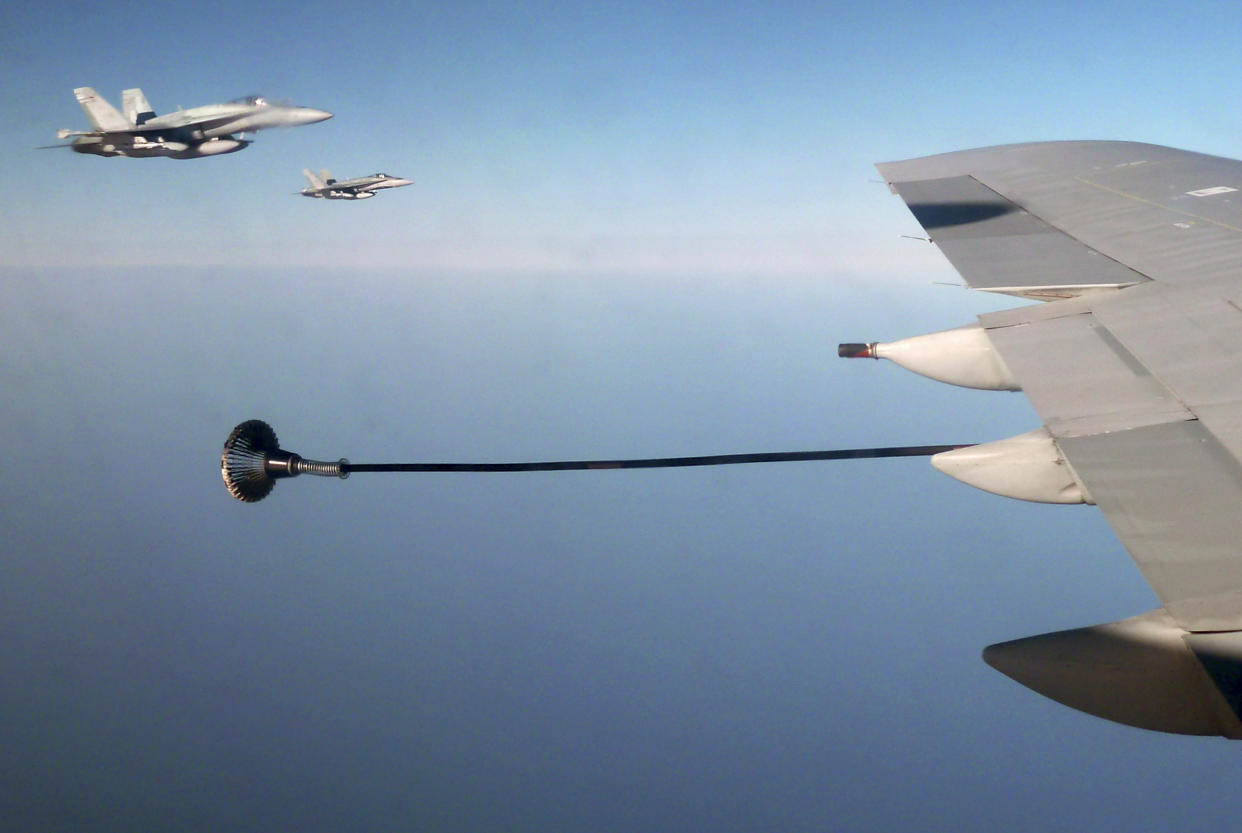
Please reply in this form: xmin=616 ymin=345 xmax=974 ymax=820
xmin=1072 ymin=176 xmax=1242 ymax=236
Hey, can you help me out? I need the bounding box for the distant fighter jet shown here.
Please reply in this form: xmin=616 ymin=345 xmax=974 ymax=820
xmin=52 ymin=87 xmax=332 ymax=159
xmin=300 ymin=169 xmax=413 ymax=200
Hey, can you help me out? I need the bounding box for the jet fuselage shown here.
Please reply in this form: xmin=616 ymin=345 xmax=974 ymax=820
xmin=62 ymin=90 xmax=331 ymax=159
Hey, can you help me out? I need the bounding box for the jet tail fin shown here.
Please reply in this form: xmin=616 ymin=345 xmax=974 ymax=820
xmin=121 ymin=88 xmax=155 ymax=125
xmin=303 ymin=168 xmax=326 ymax=189
xmin=320 ymin=169 xmax=336 ymax=185
xmin=74 ymin=87 xmax=129 ymax=132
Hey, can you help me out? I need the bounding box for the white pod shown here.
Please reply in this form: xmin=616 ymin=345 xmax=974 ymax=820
xmin=984 ymin=608 xmax=1242 ymax=739
xmin=931 ymin=427 xmax=1092 ymax=504
xmin=839 ymin=324 xmax=1020 ymax=391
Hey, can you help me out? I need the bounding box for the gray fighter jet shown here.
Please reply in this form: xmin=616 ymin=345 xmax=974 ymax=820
xmin=53 ymin=87 xmax=331 ymax=159
xmin=300 ymin=169 xmax=413 ymax=200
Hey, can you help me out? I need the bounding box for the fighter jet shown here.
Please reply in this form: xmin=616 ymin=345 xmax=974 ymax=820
xmin=52 ymin=87 xmax=332 ymax=159
xmin=300 ymin=169 xmax=413 ymax=200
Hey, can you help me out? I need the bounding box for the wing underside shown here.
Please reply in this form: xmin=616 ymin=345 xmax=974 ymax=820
xmin=887 ymin=174 xmax=1148 ymax=297
xmin=982 ymin=286 xmax=1242 ymax=632
xmin=881 ymin=141 xmax=1242 ymax=634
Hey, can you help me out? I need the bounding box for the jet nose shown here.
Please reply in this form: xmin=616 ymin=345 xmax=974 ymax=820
xmin=294 ymin=107 xmax=333 ymax=125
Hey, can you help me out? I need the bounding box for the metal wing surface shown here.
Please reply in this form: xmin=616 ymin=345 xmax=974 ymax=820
xmin=127 ymin=115 xmax=240 ymax=136
xmin=880 ymin=141 xmax=1242 ymax=633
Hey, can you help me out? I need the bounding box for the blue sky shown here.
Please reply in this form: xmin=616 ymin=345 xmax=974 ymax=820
xmin=8 ymin=1 xmax=1242 ymax=272
xmin=7 ymin=2 xmax=1242 ymax=831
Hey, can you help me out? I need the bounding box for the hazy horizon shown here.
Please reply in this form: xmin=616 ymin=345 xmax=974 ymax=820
xmin=8 ymin=0 xmax=1242 ymax=829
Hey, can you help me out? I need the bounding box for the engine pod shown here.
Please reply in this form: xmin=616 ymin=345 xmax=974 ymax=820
xmin=839 ymin=324 xmax=1020 ymax=391
xmin=931 ymin=427 xmax=1091 ymax=504
xmin=984 ymin=608 xmax=1242 ymax=738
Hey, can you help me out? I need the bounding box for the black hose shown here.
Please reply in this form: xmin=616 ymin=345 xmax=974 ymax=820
xmin=344 ymin=445 xmax=969 ymax=473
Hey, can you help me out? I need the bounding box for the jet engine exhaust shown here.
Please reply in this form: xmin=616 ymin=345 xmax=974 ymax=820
xmin=221 ymin=419 xmax=973 ymax=503
xmin=837 ymin=343 xmax=875 ymax=358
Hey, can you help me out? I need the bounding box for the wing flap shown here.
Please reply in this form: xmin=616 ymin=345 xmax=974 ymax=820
xmin=980 ymin=289 xmax=1242 ymax=632
xmin=1059 ymin=422 xmax=1242 ymax=632
xmin=890 ymin=175 xmax=1149 ymax=295
xmin=881 ymin=141 xmax=1242 ymax=291
xmin=983 ymin=309 xmax=1192 ymax=437
xmin=1088 ymin=281 xmax=1242 ymax=412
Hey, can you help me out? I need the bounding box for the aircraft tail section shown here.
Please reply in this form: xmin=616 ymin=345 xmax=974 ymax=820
xmin=320 ymin=169 xmax=336 ymax=185
xmin=74 ymin=87 xmax=129 ymax=133
xmin=303 ymin=168 xmax=326 ymax=189
xmin=121 ymin=88 xmax=155 ymax=125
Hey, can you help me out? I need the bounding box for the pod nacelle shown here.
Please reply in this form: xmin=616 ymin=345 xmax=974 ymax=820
xmin=839 ymin=324 xmax=1019 ymax=391
xmin=985 ymin=609 xmax=1242 ymax=738
xmin=931 ymin=427 xmax=1091 ymax=504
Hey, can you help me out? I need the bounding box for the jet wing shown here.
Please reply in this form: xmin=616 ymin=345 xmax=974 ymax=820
xmin=878 ymin=141 xmax=1242 ymax=298
xmin=136 ymin=116 xmax=238 ymax=136
xmin=98 ymin=112 xmax=248 ymax=140
xmin=880 ymin=141 xmax=1242 ymax=633
xmin=328 ymin=179 xmax=372 ymax=191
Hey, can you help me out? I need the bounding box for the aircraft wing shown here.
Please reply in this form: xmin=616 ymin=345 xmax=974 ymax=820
xmin=878 ymin=141 xmax=1242 ymax=634
xmin=91 ymin=111 xmax=251 ymax=140
xmin=131 ymin=115 xmax=240 ymax=135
